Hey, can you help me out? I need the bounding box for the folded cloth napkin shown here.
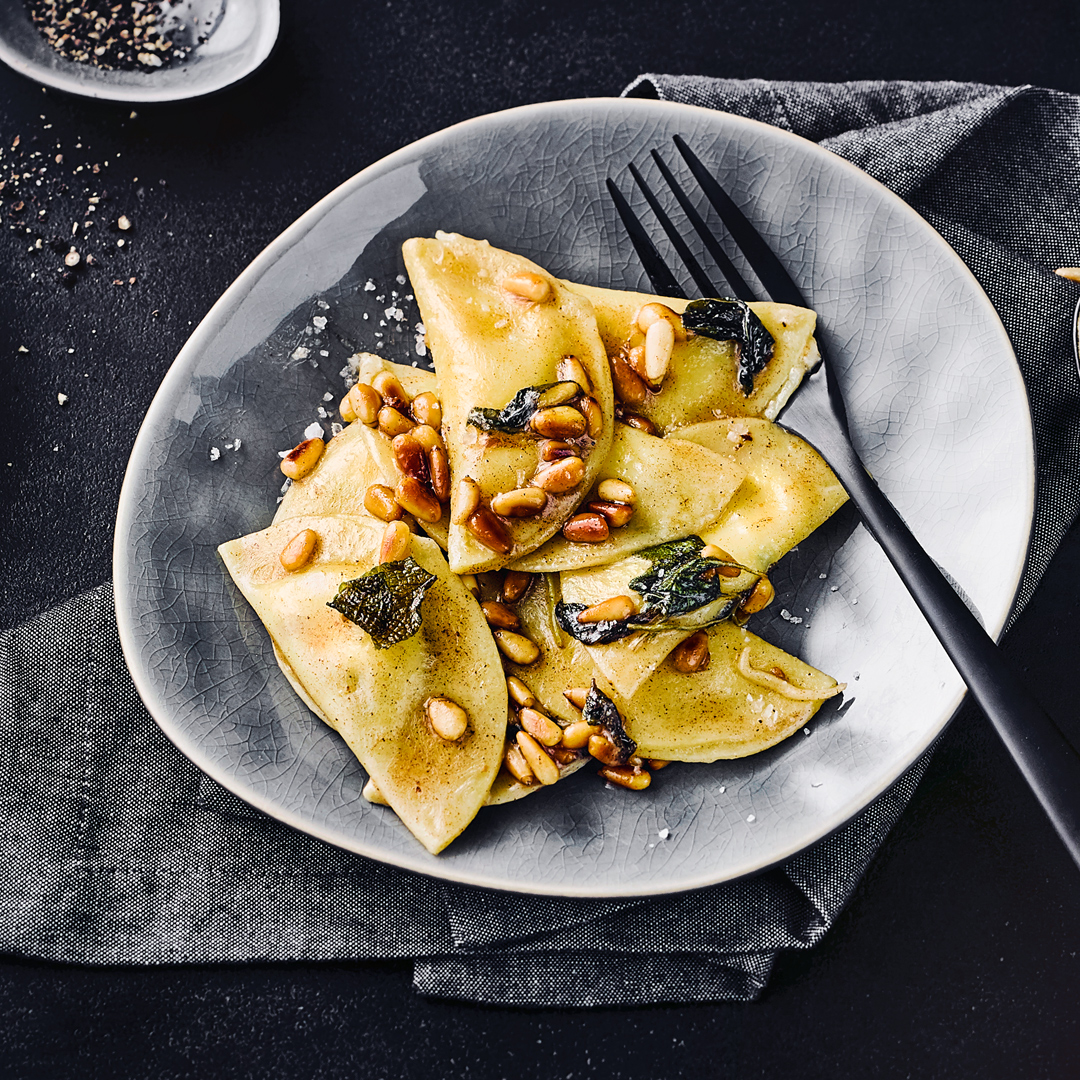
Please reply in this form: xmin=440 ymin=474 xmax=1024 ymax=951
xmin=3 ymin=78 xmax=1080 ymax=1008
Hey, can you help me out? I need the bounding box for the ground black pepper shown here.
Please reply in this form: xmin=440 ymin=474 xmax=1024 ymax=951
xmin=24 ymin=1 xmax=194 ymax=71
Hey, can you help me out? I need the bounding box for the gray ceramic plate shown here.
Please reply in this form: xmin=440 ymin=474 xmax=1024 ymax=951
xmin=0 ymin=0 xmax=278 ymax=102
xmin=114 ymin=98 xmax=1033 ymax=897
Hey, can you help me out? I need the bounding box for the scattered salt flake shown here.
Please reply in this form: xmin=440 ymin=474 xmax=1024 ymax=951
xmin=319 ymin=350 xmax=329 ymax=357
xmin=657 ymin=828 xmax=669 ymax=840
xmin=384 ymin=306 xmax=404 ymax=322
xmin=362 ymin=313 xmax=369 ymax=320
xmin=317 ymin=299 xmax=330 ymax=310
xmin=330 ymin=422 xmax=343 ymax=437
xmin=718 ymin=786 xmax=726 ymax=793
xmin=818 ymin=572 xmax=827 ymax=579
xmin=746 ymin=814 xmax=756 ymax=823
xmin=830 ymin=586 xmax=838 ymax=592
xmin=779 ymin=608 xmax=803 ymax=625
xmin=322 ymin=392 xmax=334 ymax=402
xmin=803 ymin=727 xmax=811 ymax=736
xmin=290 ymin=346 xmax=310 ymax=361
xmin=316 ymin=407 xmax=329 ymax=419
xmin=209 ymin=446 xmax=221 ymax=462
xmin=18 ymin=345 xmax=28 ymax=353
xmin=312 ymin=315 xmax=327 ymax=330
xmin=363 ymin=279 xmax=376 ymax=291
xmin=57 ymin=392 xmax=68 ymax=405
xmin=851 ymin=598 xmax=859 ymax=605
xmin=303 ymin=422 xmax=324 ymax=440
xmin=395 ymin=274 xmax=406 ymax=285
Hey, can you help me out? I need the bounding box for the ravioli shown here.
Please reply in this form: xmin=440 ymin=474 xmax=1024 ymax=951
xmin=218 ymin=514 xmax=506 ymax=854
xmin=500 ymin=568 xmax=843 ymax=762
xmin=403 ymin=232 xmax=615 ymax=573
xmin=676 ymin=417 xmax=848 ymax=572
xmin=511 ymin=422 xmax=745 ymax=573
xmin=563 ymin=281 xmax=819 ymax=430
xmin=275 ymin=355 xmax=448 ymax=549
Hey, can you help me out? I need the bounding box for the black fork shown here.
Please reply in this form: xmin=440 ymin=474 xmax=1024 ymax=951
xmin=610 ymin=136 xmax=1080 ymax=872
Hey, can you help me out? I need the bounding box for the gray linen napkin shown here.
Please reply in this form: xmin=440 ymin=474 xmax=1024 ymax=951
xmin=2 ymin=78 xmax=1079 ymax=1007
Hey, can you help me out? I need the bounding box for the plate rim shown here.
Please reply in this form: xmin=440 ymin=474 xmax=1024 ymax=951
xmin=113 ymin=95 xmax=1035 ymax=897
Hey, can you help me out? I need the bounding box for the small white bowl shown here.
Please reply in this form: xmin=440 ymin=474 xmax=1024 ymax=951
xmin=0 ymin=0 xmax=279 ymax=102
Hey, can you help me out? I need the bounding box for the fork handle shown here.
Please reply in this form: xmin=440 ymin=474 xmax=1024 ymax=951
xmin=815 ymin=429 xmax=1080 ymax=870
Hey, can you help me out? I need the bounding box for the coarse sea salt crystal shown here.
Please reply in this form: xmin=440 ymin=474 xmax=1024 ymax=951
xmin=312 ymin=315 xmax=327 ymax=330
xmin=209 ymin=446 xmax=221 ymax=462
xmin=363 ymin=280 xmax=376 ymax=292
xmin=290 ymin=346 xmax=309 ymax=362
xmin=658 ymin=828 xmax=669 ymax=840
xmin=304 ymin=422 xmax=323 ymax=440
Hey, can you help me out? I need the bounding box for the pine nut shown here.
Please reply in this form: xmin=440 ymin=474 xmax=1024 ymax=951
xmin=411 ymin=424 xmax=445 ymax=453
xmin=620 ymin=412 xmax=658 ymax=435
xmin=453 ymin=477 xmax=482 ymax=524
xmin=280 ymin=437 xmax=325 ymax=480
xmin=411 ymin=391 xmax=442 ymax=429
xmin=627 ymin=343 xmax=649 ymax=382
xmin=364 ymin=483 xmax=404 ymax=522
xmin=519 ymin=707 xmax=562 ymax=747
xmin=599 ymin=764 xmax=652 ymax=790
xmin=279 ymin=528 xmax=318 ymax=572
xmin=537 ymin=381 xmax=584 ymax=408
xmin=459 ymin=573 xmax=481 ymax=598
xmin=395 ymin=476 xmax=442 ymax=523
xmin=493 ymin=630 xmax=541 ymax=665
xmin=344 ymin=382 xmax=381 ymax=425
xmin=392 ymin=431 xmax=430 ymax=484
xmin=587 ymin=500 xmax=634 ymax=528
xmin=644 ymin=317 xmax=675 ymax=385
xmin=501 ymin=570 xmax=534 ymax=603
xmin=533 ymin=456 xmax=585 ymax=493
xmin=700 ymin=543 xmax=734 ymax=561
xmin=549 ymin=745 xmax=581 ymax=765
xmin=502 ymin=271 xmax=551 ymax=303
xmin=588 ymin=732 xmax=625 ymax=766
xmin=506 ymin=675 xmax=537 ymax=709
xmin=582 ymin=396 xmax=603 ymax=439
xmin=539 ymin=439 xmax=577 ymax=462
xmin=597 ymin=478 xmax=636 ymax=505
xmin=577 ymin=595 xmax=636 ymax=624
xmin=339 ymin=392 xmax=357 ymax=423
xmin=562 ymin=512 xmax=609 ymax=543
xmin=505 ymin=741 xmax=535 ymax=784
xmin=371 ymin=371 xmax=411 ymax=411
xmin=380 ymin=519 xmax=413 ymax=563
xmin=611 ymin=351 xmax=648 ymax=406
xmin=563 ymin=686 xmax=589 ymax=710
xmin=740 ymin=575 xmax=775 ymax=615
xmin=362 ymin=777 xmax=389 ymax=805
xmin=647 ymin=759 xmax=671 ymax=770
xmin=482 ymin=600 xmax=520 ymax=630
xmin=672 ymin=630 xmax=710 ymax=673
xmin=531 ymin=405 xmax=587 ymax=439
xmin=635 ymin=301 xmax=686 ymax=340
xmin=378 ymin=405 xmax=414 ymax=438
xmin=426 ymin=696 xmax=469 ymax=741
xmin=516 ymin=731 xmax=559 ymax=785
xmin=429 ymin=446 xmax=451 ymax=503
xmin=561 ymin=718 xmax=598 ymax=749
xmin=466 ymin=506 xmax=512 ymax=554
xmin=557 ymin=354 xmax=591 ymax=393
xmin=490 ymin=487 xmax=548 ymax=518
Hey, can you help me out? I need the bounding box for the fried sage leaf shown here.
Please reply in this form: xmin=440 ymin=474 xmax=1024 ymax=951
xmin=466 ymin=381 xmax=581 ymax=434
xmin=554 ymin=536 xmax=756 ymax=644
xmin=682 ymin=298 xmax=775 ymax=395
xmin=581 ymin=683 xmax=636 ymax=764
xmin=328 ymin=556 xmax=436 ymax=648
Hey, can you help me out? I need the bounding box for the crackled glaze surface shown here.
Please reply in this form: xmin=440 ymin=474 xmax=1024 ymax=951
xmin=113 ymin=98 xmax=1032 ymax=896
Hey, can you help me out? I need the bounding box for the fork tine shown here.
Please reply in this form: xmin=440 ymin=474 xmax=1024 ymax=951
xmin=672 ymin=134 xmax=810 ymax=309
xmin=626 ymin=162 xmax=722 ymax=299
xmin=648 ymin=149 xmax=756 ymax=303
xmin=605 ymin=177 xmax=687 ymax=299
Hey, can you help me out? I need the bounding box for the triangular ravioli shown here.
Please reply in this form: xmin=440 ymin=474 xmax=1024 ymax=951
xmin=218 ymin=514 xmax=506 ymax=854
xmin=563 ymin=281 xmax=819 ymax=430
xmin=275 ymin=355 xmax=448 ymax=549
xmin=500 ymin=572 xmax=841 ymax=762
xmin=676 ymin=418 xmax=848 ymax=572
xmin=510 ymin=422 xmax=745 ymax=573
xmin=403 ymin=232 xmax=615 ymax=573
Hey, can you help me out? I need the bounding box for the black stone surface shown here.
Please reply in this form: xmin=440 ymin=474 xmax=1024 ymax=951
xmin=1 ymin=1 xmax=1078 ymax=1076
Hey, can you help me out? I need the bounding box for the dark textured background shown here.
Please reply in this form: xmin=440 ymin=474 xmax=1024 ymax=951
xmin=1 ymin=0 xmax=1079 ymax=1076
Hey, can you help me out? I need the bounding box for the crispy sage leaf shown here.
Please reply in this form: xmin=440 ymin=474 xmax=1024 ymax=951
xmin=328 ymin=556 xmax=436 ymax=649
xmin=681 ymin=297 xmax=775 ymax=395
xmin=554 ymin=536 xmax=756 ymax=644
xmin=581 ymin=683 xmax=636 ymax=763
xmin=466 ymin=381 xmax=580 ymax=434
